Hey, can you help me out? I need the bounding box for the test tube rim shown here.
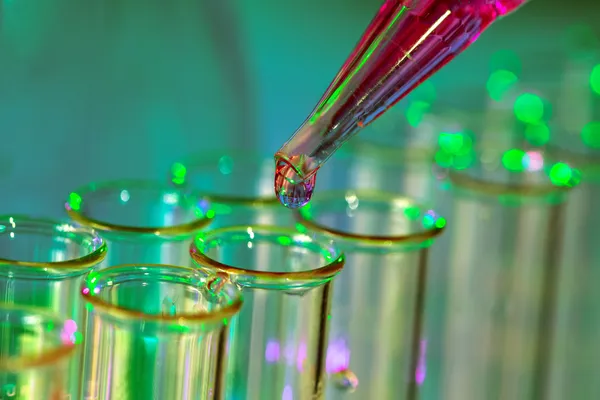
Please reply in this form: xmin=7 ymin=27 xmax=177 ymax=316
xmin=0 ymin=214 xmax=107 ymax=273
xmin=81 ymin=263 xmax=243 ymax=324
xmin=65 ymin=179 xmax=214 ymax=236
xmin=190 ymin=225 xmax=345 ymax=288
xmin=0 ymin=303 xmax=77 ymax=371
xmin=295 ymin=190 xmax=445 ymax=245
xmin=448 ymin=168 xmax=574 ymax=198
xmin=170 ymin=150 xmax=280 ymax=205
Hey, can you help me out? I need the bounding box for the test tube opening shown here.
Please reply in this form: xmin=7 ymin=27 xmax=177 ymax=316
xmin=190 ymin=225 xmax=344 ymax=290
xmin=65 ymin=179 xmax=213 ymax=239
xmin=0 ymin=215 xmax=107 ymax=279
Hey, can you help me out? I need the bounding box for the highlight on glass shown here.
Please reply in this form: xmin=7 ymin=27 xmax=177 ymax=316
xmin=169 ymin=150 xmax=296 ymax=228
xmin=436 ymin=142 xmax=578 ymax=400
xmin=80 ymin=263 xmax=243 ymax=400
xmin=65 ymin=179 xmax=213 ymax=267
xmin=190 ymin=225 xmax=345 ymax=400
xmin=295 ymin=190 xmax=445 ymax=399
xmin=0 ymin=303 xmax=81 ymax=400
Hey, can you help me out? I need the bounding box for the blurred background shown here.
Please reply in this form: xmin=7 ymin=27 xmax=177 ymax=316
xmin=0 ymin=0 xmax=596 ymax=214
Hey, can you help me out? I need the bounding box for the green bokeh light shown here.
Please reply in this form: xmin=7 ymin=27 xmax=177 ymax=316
xmin=549 ymin=162 xmax=580 ymax=187
xmin=581 ymin=121 xmax=600 ymax=148
xmin=406 ymin=101 xmax=430 ymax=127
xmin=590 ymin=65 xmax=600 ymax=95
xmin=514 ymin=93 xmax=545 ymax=124
xmin=68 ymin=192 xmax=82 ymax=211
xmin=502 ymin=148 xmax=526 ymax=172
xmin=525 ymin=123 xmax=551 ymax=146
xmin=435 ymin=131 xmax=475 ymax=169
xmin=486 ymin=69 xmax=519 ymax=101
xmin=171 ymin=162 xmax=187 ymax=185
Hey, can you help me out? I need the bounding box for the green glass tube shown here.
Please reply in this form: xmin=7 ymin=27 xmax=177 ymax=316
xmin=0 ymin=215 xmax=106 ymax=396
xmin=65 ymin=179 xmax=213 ymax=269
xmin=169 ymin=150 xmax=296 ymax=228
xmin=435 ymin=141 xmax=578 ymax=400
xmin=0 ymin=304 xmax=81 ymax=400
xmin=295 ymin=190 xmax=445 ymax=399
xmin=80 ymin=264 xmax=243 ymax=400
xmin=190 ymin=225 xmax=344 ymax=400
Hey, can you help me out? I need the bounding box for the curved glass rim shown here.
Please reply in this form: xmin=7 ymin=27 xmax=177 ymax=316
xmin=0 ymin=215 xmax=107 ymax=272
xmin=0 ymin=304 xmax=76 ymax=371
xmin=448 ymin=169 xmax=573 ymax=198
xmin=190 ymin=225 xmax=345 ymax=285
xmin=296 ymin=190 xmax=445 ymax=244
xmin=65 ymin=179 xmax=213 ymax=236
xmin=81 ymin=263 xmax=243 ymax=324
xmin=171 ymin=149 xmax=279 ymax=206
xmin=546 ymin=144 xmax=600 ymax=181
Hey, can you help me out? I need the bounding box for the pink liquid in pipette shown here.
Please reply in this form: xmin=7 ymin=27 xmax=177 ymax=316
xmin=275 ymin=0 xmax=527 ymax=209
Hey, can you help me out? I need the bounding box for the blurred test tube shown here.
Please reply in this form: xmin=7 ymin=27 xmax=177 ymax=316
xmin=0 ymin=215 xmax=106 ymax=396
xmin=296 ymin=190 xmax=445 ymax=399
xmin=80 ymin=264 xmax=242 ymax=400
xmin=546 ymin=30 xmax=600 ymax=399
xmin=169 ymin=151 xmax=295 ymax=228
xmin=190 ymin=225 xmax=344 ymax=400
xmin=0 ymin=304 xmax=80 ymax=400
xmin=435 ymin=138 xmax=578 ymax=399
xmin=65 ymin=179 xmax=213 ymax=268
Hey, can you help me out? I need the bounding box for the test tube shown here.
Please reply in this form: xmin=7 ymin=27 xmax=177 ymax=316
xmin=0 ymin=215 xmax=106 ymax=396
xmin=65 ymin=179 xmax=212 ymax=268
xmin=0 ymin=304 xmax=80 ymax=400
xmin=295 ymin=191 xmax=445 ymax=400
xmin=190 ymin=225 xmax=344 ymax=400
xmin=169 ymin=151 xmax=295 ymax=228
xmin=436 ymin=146 xmax=578 ymax=400
xmin=80 ymin=263 xmax=243 ymax=400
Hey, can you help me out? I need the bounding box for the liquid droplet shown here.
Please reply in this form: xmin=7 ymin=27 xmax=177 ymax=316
xmin=331 ymin=369 xmax=359 ymax=392
xmin=274 ymin=158 xmax=317 ymax=209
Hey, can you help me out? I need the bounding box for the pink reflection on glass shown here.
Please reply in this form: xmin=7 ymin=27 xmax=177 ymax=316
xmin=296 ymin=341 xmax=307 ymax=372
xmin=282 ymin=385 xmax=293 ymax=400
xmin=265 ymin=339 xmax=280 ymax=363
xmin=523 ymin=151 xmax=544 ymax=172
xmin=60 ymin=319 xmax=78 ymax=344
xmin=326 ymin=338 xmax=351 ymax=373
xmin=415 ymin=339 xmax=427 ymax=385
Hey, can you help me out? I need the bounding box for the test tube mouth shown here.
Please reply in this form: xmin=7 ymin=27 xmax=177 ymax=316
xmin=448 ymin=147 xmax=580 ymax=201
xmin=169 ymin=150 xmax=279 ymax=206
xmin=295 ymin=190 xmax=445 ymax=252
xmin=0 ymin=304 xmax=79 ymax=371
xmin=190 ymin=225 xmax=345 ymax=290
xmin=0 ymin=215 xmax=107 ymax=279
xmin=81 ymin=264 xmax=243 ymax=327
xmin=65 ymin=179 xmax=214 ymax=239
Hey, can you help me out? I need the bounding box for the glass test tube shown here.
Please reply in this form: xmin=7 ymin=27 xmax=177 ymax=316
xmin=80 ymin=263 xmax=243 ymax=400
xmin=295 ymin=191 xmax=445 ymax=400
xmin=190 ymin=225 xmax=344 ymax=400
xmin=65 ymin=179 xmax=212 ymax=268
xmin=0 ymin=304 xmax=80 ymax=400
xmin=0 ymin=215 xmax=106 ymax=397
xmin=169 ymin=150 xmax=296 ymax=228
xmin=437 ymin=147 xmax=578 ymax=400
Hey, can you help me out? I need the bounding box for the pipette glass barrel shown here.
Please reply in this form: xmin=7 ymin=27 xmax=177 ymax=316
xmin=274 ymin=0 xmax=530 ymax=209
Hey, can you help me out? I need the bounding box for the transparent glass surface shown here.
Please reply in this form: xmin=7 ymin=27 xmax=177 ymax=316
xmin=80 ymin=264 xmax=242 ymax=400
xmin=0 ymin=304 xmax=79 ymax=400
xmin=431 ymin=144 xmax=578 ymax=400
xmin=169 ymin=151 xmax=296 ymax=228
xmin=65 ymin=179 xmax=213 ymax=268
xmin=296 ymin=191 xmax=444 ymax=399
xmin=547 ymin=150 xmax=600 ymax=398
xmin=0 ymin=215 xmax=105 ymax=397
xmin=190 ymin=226 xmax=344 ymax=400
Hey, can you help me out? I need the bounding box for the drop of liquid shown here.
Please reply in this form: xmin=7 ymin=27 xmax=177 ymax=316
xmin=274 ymin=158 xmax=317 ymax=209
xmin=332 ymin=369 xmax=359 ymax=392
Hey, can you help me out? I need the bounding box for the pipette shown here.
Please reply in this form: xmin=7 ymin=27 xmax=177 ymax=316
xmin=274 ymin=0 xmax=531 ymax=208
